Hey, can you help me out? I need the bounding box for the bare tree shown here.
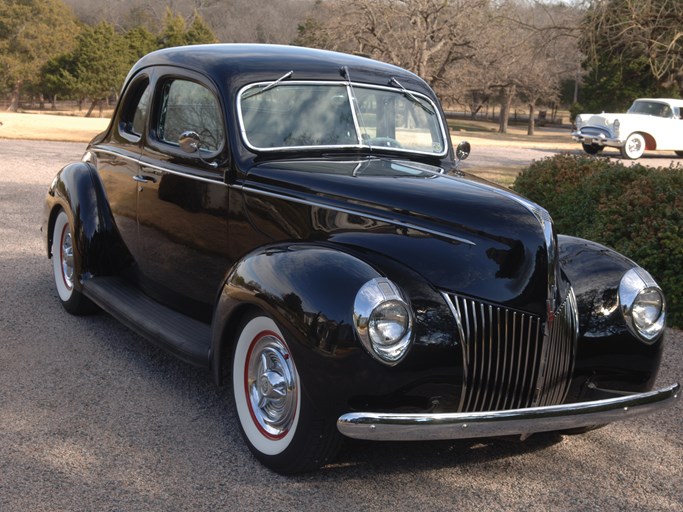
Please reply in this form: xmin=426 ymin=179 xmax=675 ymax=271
xmin=582 ymin=0 xmax=683 ymax=94
xmin=296 ymin=0 xmax=487 ymax=92
xmin=63 ymin=0 xmax=315 ymax=44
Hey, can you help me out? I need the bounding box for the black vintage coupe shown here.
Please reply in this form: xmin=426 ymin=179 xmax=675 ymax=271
xmin=43 ymin=44 xmax=679 ymax=474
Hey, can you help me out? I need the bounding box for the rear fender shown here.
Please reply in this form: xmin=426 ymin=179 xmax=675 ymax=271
xmin=44 ymin=161 xmax=130 ymax=278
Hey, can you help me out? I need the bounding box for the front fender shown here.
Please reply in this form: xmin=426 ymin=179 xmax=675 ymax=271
xmin=43 ymin=161 xmax=129 ymax=277
xmin=558 ymin=234 xmax=665 ymax=398
xmin=211 ymin=243 xmax=381 ymax=388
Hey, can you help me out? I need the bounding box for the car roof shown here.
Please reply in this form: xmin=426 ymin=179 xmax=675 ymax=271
xmin=634 ymin=98 xmax=683 ymax=107
xmin=125 ymin=43 xmax=435 ymax=98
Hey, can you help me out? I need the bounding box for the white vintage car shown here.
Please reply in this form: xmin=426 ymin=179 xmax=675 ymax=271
xmin=572 ymin=98 xmax=683 ymax=159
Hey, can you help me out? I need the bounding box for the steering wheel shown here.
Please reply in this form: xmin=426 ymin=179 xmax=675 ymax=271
xmin=366 ymin=137 xmax=403 ymax=148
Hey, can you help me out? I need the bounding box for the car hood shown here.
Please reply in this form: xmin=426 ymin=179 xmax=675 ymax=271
xmin=242 ymin=157 xmax=553 ymax=314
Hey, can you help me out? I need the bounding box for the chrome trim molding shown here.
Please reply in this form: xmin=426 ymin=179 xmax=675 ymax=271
xmin=337 ymin=383 xmax=680 ymax=441
xmin=240 ymin=185 xmax=476 ymax=246
xmin=93 ymin=147 xmax=225 ymax=185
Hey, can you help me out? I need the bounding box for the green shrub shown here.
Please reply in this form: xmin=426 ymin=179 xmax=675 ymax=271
xmin=513 ymin=154 xmax=683 ymax=328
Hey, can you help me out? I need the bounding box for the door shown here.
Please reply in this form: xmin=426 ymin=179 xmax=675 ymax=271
xmin=136 ymin=75 xmax=231 ymax=322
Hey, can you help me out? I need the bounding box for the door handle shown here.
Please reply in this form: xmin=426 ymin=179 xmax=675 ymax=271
xmin=133 ymin=175 xmax=157 ymax=183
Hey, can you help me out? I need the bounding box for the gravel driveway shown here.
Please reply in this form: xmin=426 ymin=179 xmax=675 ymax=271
xmin=1 ymin=139 xmax=681 ymax=511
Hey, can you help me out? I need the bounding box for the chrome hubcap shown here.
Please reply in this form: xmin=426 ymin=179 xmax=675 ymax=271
xmin=247 ymin=334 xmax=297 ymax=438
xmin=60 ymin=226 xmax=74 ymax=290
xmin=627 ymin=137 xmax=642 ymax=155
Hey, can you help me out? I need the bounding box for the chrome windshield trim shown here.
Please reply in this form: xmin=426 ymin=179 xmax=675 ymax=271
xmin=92 ymin=147 xmax=226 ymax=185
xmin=236 ymin=80 xmax=448 ymax=157
xmin=239 ymin=185 xmax=476 ymax=246
xmin=337 ymin=383 xmax=680 ymax=441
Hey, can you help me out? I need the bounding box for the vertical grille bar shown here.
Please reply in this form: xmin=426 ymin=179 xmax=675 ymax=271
xmin=443 ymin=290 xmax=578 ymax=413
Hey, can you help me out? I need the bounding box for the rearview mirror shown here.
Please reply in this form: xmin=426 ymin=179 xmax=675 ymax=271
xmin=179 ymin=131 xmax=200 ymax=153
xmin=456 ymin=141 xmax=471 ymax=161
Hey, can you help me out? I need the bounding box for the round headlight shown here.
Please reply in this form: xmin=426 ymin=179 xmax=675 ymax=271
xmin=632 ymin=288 xmax=664 ymax=331
xmin=619 ymin=268 xmax=666 ymax=342
xmin=354 ymin=278 xmax=413 ymax=364
xmin=613 ymin=118 xmax=620 ymax=137
xmin=369 ymin=300 xmax=410 ymax=345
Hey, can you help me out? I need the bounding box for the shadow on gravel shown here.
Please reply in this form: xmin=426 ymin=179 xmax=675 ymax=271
xmin=322 ymin=432 xmax=564 ymax=475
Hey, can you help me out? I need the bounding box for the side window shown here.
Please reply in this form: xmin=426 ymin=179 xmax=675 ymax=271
xmin=157 ymin=79 xmax=224 ymax=152
xmin=119 ymin=79 xmax=151 ymax=138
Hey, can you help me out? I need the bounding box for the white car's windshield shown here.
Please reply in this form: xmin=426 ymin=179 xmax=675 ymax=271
xmin=238 ymin=81 xmax=446 ymax=156
xmin=628 ymin=101 xmax=673 ymax=118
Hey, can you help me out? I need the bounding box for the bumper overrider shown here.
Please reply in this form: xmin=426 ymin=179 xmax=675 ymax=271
xmin=337 ymin=383 xmax=680 ymax=441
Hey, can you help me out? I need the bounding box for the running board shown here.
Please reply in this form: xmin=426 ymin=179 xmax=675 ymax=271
xmin=83 ymin=276 xmax=211 ymax=367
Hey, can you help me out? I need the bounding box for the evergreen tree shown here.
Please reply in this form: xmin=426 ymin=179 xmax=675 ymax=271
xmin=0 ymin=0 xmax=79 ymax=111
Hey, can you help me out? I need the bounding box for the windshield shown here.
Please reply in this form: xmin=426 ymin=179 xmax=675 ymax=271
xmin=238 ymin=81 xmax=447 ymax=156
xmin=627 ymin=100 xmax=673 ymax=118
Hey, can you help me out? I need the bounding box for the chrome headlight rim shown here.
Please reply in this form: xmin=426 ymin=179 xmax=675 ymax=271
xmin=619 ymin=267 xmax=666 ymax=343
xmin=353 ymin=277 xmax=413 ymax=365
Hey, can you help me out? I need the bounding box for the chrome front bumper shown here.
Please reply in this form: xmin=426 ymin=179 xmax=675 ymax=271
xmin=337 ymin=383 xmax=680 ymax=441
xmin=571 ymin=131 xmax=623 ymax=147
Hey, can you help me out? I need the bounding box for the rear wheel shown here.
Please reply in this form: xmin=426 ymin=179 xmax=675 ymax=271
xmin=620 ymin=133 xmax=645 ymax=159
xmin=581 ymin=143 xmax=603 ymax=155
xmin=232 ymin=312 xmax=342 ymax=474
xmin=51 ymin=209 xmax=96 ymax=315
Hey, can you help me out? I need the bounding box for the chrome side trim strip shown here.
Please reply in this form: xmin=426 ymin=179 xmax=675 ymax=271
xmin=337 ymin=383 xmax=680 ymax=441
xmin=93 ymin=147 xmax=225 ymax=185
xmin=241 ymin=186 xmax=476 ymax=246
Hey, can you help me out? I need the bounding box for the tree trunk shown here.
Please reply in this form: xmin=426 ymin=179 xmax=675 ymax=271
xmin=528 ymin=103 xmax=536 ymax=136
xmin=85 ymin=99 xmax=97 ymax=118
xmin=498 ymin=86 xmax=514 ymax=134
xmin=7 ymin=81 xmax=22 ymax=112
xmin=98 ymin=99 xmax=104 ymax=118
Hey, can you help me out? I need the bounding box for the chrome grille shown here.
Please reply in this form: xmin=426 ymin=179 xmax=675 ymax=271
xmin=444 ymin=291 xmax=578 ymax=412
xmin=580 ymin=126 xmax=611 ymax=138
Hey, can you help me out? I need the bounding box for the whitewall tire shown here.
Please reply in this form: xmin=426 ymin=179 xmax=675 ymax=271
xmin=621 ymin=133 xmax=645 ymax=160
xmin=51 ymin=209 xmax=95 ymax=315
xmin=232 ymin=312 xmax=342 ymax=473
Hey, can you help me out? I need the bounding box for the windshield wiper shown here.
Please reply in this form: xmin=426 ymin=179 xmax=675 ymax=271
xmin=243 ymin=70 xmax=293 ymax=99
xmin=390 ymin=77 xmax=434 ymax=115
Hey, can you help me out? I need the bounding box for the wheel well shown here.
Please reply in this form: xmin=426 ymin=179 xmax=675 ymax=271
xmin=639 ymin=132 xmax=657 ymax=150
xmin=212 ymin=303 xmax=262 ymax=387
xmin=46 ymin=205 xmax=65 ymax=259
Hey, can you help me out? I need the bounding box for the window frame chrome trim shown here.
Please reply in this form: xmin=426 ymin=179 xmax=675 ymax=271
xmin=236 ymin=80 xmax=449 ymax=157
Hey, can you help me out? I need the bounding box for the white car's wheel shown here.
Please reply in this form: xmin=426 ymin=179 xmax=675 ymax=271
xmin=620 ymin=133 xmax=645 ymax=159
xmin=51 ymin=209 xmax=95 ymax=315
xmin=232 ymin=312 xmax=342 ymax=473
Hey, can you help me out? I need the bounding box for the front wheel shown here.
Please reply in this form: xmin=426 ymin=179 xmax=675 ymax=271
xmin=51 ymin=209 xmax=96 ymax=315
xmin=581 ymin=143 xmax=603 ymax=155
xmin=620 ymin=133 xmax=645 ymax=159
xmin=232 ymin=312 xmax=342 ymax=474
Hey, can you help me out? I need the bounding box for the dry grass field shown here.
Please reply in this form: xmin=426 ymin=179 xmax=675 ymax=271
xmin=0 ymin=112 xmax=110 ymax=143
xmin=0 ymin=111 xmax=578 ymax=187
